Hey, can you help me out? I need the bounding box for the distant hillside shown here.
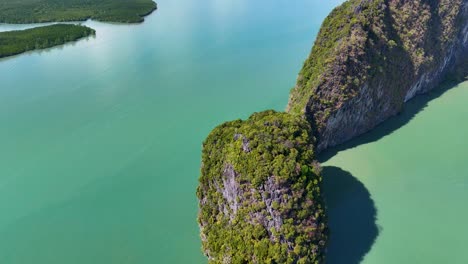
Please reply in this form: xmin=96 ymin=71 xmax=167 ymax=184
xmin=0 ymin=0 xmax=157 ymax=24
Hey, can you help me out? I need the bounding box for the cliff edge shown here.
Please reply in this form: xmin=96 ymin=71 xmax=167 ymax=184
xmin=197 ymin=111 xmax=327 ymax=264
xmin=288 ymin=0 xmax=468 ymax=151
xmin=197 ymin=0 xmax=468 ymax=262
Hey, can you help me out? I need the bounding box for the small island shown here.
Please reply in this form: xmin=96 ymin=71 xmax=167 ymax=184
xmin=0 ymin=0 xmax=157 ymax=24
xmin=0 ymin=24 xmax=95 ymax=58
xmin=197 ymin=111 xmax=327 ymax=264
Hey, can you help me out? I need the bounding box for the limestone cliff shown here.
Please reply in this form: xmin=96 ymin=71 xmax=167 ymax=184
xmin=197 ymin=111 xmax=327 ymax=264
xmin=197 ymin=1 xmax=468 ymax=263
xmin=288 ymin=0 xmax=468 ymax=151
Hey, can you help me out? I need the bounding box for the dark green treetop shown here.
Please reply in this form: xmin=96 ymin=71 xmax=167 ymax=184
xmin=197 ymin=111 xmax=327 ymax=264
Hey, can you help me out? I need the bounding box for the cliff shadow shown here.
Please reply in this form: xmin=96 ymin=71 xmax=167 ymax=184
xmin=322 ymin=166 xmax=379 ymax=264
xmin=318 ymin=80 xmax=461 ymax=162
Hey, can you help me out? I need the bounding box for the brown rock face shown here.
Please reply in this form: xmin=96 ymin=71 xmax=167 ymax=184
xmin=288 ymin=0 xmax=468 ymax=152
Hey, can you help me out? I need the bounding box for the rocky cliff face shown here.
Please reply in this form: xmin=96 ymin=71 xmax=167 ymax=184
xmin=197 ymin=1 xmax=467 ymax=262
xmin=288 ymin=0 xmax=468 ymax=151
xmin=197 ymin=111 xmax=327 ymax=264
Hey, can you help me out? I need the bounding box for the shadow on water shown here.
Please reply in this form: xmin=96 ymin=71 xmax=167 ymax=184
xmin=322 ymin=166 xmax=379 ymax=264
xmin=319 ymin=80 xmax=462 ymax=163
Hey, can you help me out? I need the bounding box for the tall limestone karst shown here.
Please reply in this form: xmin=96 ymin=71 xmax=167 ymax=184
xmin=197 ymin=111 xmax=327 ymax=264
xmin=197 ymin=0 xmax=467 ymax=263
xmin=288 ymin=0 xmax=468 ymax=151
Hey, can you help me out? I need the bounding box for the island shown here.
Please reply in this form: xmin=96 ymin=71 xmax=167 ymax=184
xmin=0 ymin=0 xmax=157 ymax=24
xmin=198 ymin=0 xmax=467 ymax=262
xmin=287 ymin=0 xmax=467 ymax=151
xmin=0 ymin=24 xmax=95 ymax=58
xmin=197 ymin=111 xmax=327 ymax=263
xmin=0 ymin=0 xmax=157 ymax=60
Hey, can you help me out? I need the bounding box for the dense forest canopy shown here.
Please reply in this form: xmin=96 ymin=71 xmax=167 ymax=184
xmin=198 ymin=111 xmax=327 ymax=264
xmin=0 ymin=24 xmax=95 ymax=58
xmin=0 ymin=0 xmax=157 ymax=60
xmin=0 ymin=0 xmax=157 ymax=23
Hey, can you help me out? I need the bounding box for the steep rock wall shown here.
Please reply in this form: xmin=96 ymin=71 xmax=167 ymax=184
xmin=288 ymin=0 xmax=468 ymax=151
xmin=197 ymin=111 xmax=327 ymax=264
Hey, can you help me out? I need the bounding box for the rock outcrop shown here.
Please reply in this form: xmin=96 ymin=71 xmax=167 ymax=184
xmin=288 ymin=0 xmax=468 ymax=151
xmin=197 ymin=111 xmax=327 ymax=264
xmin=197 ymin=0 xmax=467 ymax=263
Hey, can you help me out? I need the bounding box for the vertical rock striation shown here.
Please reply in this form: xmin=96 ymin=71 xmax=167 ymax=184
xmin=198 ymin=1 xmax=467 ymax=263
xmin=288 ymin=0 xmax=468 ymax=151
xmin=197 ymin=111 xmax=327 ymax=264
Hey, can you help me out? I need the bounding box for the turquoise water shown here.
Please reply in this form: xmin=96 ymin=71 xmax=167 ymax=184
xmin=1 ymin=0 xmax=467 ymax=263
xmin=0 ymin=0 xmax=343 ymax=263
xmin=322 ymin=81 xmax=468 ymax=264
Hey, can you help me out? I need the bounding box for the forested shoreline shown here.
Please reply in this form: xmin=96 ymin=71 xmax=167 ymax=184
xmin=0 ymin=24 xmax=95 ymax=58
xmin=0 ymin=0 xmax=157 ymax=24
xmin=0 ymin=0 xmax=157 ymax=60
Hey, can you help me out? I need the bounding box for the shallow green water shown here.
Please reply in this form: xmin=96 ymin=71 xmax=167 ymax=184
xmin=0 ymin=0 xmax=467 ymax=263
xmin=322 ymin=81 xmax=468 ymax=264
xmin=0 ymin=0 xmax=342 ymax=263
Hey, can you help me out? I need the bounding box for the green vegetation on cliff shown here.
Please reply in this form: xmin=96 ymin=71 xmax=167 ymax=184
xmin=197 ymin=0 xmax=467 ymax=262
xmin=197 ymin=111 xmax=327 ymax=264
xmin=288 ymin=0 xmax=466 ymax=150
xmin=0 ymin=0 xmax=157 ymax=24
xmin=288 ymin=0 xmax=384 ymax=114
xmin=0 ymin=24 xmax=95 ymax=58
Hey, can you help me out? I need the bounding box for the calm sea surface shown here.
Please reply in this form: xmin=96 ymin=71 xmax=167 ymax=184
xmin=0 ymin=0 xmax=466 ymax=263
xmin=322 ymin=81 xmax=468 ymax=264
